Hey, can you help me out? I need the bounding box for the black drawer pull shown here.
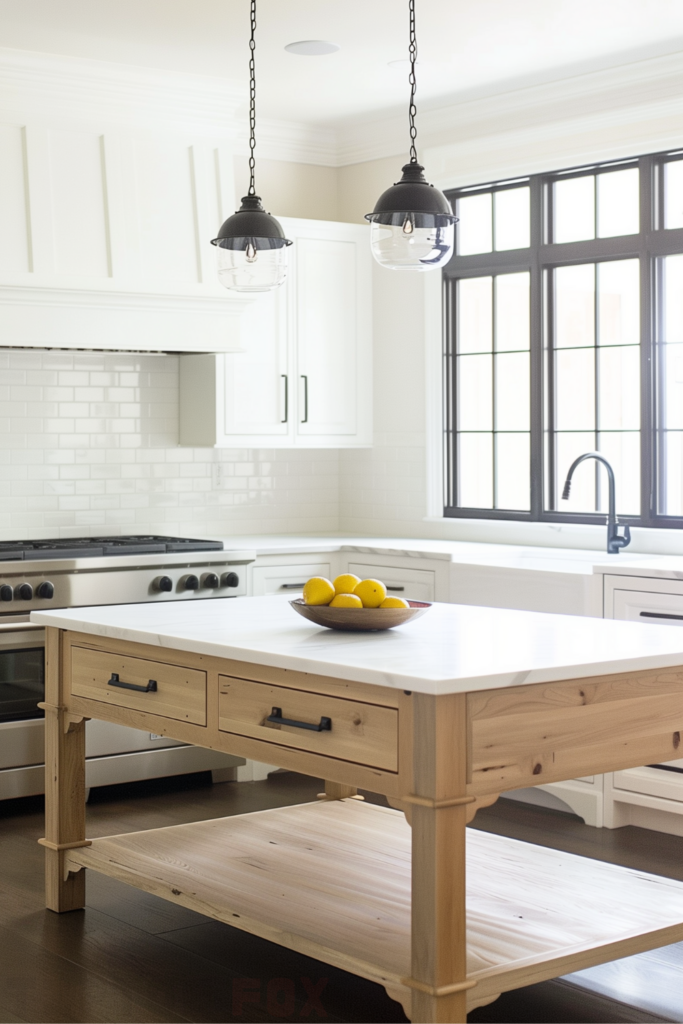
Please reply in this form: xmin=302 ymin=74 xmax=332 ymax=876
xmin=386 ymin=585 xmax=405 ymax=592
xmin=279 ymin=583 xmax=307 ymax=589
xmin=640 ymin=611 xmax=683 ymax=622
xmin=107 ymin=672 xmax=158 ymax=693
xmin=266 ymin=706 xmax=331 ymax=732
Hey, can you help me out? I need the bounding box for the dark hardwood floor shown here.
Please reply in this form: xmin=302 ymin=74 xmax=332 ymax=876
xmin=0 ymin=772 xmax=681 ymax=1023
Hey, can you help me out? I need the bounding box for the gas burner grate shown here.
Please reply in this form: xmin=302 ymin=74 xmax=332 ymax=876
xmin=0 ymin=536 xmax=224 ymax=560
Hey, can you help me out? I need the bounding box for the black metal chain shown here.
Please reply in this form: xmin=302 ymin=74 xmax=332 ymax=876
xmin=408 ymin=0 xmax=418 ymax=163
xmin=248 ymin=0 xmax=257 ymax=196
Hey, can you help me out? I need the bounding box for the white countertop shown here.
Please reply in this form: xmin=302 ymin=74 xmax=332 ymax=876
xmin=213 ymin=535 xmax=666 ymax=577
xmin=32 ymin=596 xmax=683 ymax=696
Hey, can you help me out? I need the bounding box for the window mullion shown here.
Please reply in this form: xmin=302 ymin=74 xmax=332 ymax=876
xmin=529 ymin=175 xmax=545 ymax=518
xmin=640 ymin=154 xmax=655 ymax=525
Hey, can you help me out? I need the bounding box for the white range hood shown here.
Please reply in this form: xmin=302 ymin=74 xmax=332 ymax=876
xmin=0 ymin=50 xmax=253 ymax=353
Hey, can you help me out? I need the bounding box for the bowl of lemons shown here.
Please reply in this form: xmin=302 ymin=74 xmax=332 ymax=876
xmin=290 ymin=574 xmax=431 ymax=631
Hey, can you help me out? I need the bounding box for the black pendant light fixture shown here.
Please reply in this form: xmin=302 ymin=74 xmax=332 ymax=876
xmin=211 ymin=0 xmax=292 ymax=292
xmin=365 ymin=0 xmax=456 ymax=271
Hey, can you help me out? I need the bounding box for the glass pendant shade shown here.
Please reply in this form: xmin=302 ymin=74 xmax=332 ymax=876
xmin=211 ymin=194 xmax=292 ymax=293
xmin=366 ymin=162 xmax=456 ymax=271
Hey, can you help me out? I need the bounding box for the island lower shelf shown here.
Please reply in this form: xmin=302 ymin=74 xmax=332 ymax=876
xmin=64 ymin=798 xmax=683 ymax=1012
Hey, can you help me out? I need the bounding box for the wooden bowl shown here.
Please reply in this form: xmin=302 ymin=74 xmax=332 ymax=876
xmin=289 ymin=598 xmax=431 ymax=631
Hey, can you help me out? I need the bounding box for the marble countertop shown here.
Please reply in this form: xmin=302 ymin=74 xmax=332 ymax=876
xmin=31 ymin=596 xmax=683 ymax=695
xmin=212 ymin=535 xmax=665 ymax=578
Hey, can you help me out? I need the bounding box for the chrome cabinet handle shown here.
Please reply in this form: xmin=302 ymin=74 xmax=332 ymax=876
xmin=107 ymin=672 xmax=157 ymax=693
xmin=281 ymin=374 xmax=288 ymax=423
xmin=266 ymin=706 xmax=331 ymax=732
xmin=301 ymin=375 xmax=308 ymax=423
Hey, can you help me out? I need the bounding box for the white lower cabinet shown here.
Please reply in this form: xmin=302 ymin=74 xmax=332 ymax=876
xmin=600 ymin=574 xmax=683 ymax=835
xmin=346 ymin=562 xmax=436 ymax=603
xmin=179 ymin=217 xmax=372 ymax=449
xmin=251 ymin=561 xmax=333 ymax=598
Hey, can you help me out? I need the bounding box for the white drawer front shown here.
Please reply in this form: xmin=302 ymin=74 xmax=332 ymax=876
xmin=251 ymin=563 xmax=331 ymax=597
xmin=347 ymin=563 xmax=435 ymax=603
xmin=613 ymin=589 xmax=683 ymax=626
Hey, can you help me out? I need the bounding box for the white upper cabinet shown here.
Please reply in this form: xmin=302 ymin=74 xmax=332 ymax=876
xmin=179 ymin=217 xmax=373 ymax=449
xmin=0 ymin=53 xmax=253 ymax=352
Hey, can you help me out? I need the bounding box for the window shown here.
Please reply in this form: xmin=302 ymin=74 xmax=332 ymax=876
xmin=443 ymin=151 xmax=683 ymax=527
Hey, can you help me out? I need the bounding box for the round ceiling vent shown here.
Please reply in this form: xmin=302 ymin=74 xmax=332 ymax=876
xmin=284 ymin=40 xmax=340 ymax=56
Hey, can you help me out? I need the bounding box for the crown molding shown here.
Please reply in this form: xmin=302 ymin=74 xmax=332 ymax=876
xmin=0 ymin=47 xmax=245 ymax=137
xmin=232 ymin=117 xmax=339 ymax=167
xmin=3 ymin=45 xmax=683 ymax=171
xmin=334 ymin=48 xmax=683 ymax=167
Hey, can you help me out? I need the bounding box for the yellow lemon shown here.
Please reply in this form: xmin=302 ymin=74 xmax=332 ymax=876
xmin=330 ymin=593 xmax=363 ymax=608
xmin=333 ymin=573 xmax=361 ymax=596
xmin=354 ymin=578 xmax=387 ymax=608
xmin=302 ymin=576 xmax=335 ymax=606
xmin=380 ymin=596 xmax=410 ymax=609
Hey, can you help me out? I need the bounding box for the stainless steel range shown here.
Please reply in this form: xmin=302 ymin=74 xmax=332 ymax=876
xmin=0 ymin=535 xmax=255 ymax=799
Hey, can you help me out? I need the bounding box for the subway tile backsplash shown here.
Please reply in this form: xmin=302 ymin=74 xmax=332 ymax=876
xmin=0 ymin=350 xmax=339 ymax=539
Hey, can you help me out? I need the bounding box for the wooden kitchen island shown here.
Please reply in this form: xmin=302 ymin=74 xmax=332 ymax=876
xmin=32 ymin=596 xmax=683 ymax=1023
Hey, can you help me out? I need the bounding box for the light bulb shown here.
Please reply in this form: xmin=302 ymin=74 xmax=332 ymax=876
xmin=215 ymin=244 xmax=288 ymax=292
xmin=369 ymin=217 xmax=454 ymax=271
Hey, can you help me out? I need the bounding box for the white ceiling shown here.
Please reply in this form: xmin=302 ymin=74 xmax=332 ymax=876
xmin=2 ymin=0 xmax=683 ymax=127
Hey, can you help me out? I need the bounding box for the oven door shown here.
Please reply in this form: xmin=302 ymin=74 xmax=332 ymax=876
xmin=0 ymin=618 xmax=45 ymax=723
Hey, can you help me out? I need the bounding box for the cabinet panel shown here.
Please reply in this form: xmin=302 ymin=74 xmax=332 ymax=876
xmin=48 ymin=129 xmax=109 ymax=278
xmin=296 ymin=236 xmax=357 ymax=438
xmin=218 ymin=675 xmax=398 ymax=771
xmin=613 ymin=589 xmax=683 ymax=625
xmin=0 ymin=124 xmax=30 ymax=274
xmin=132 ymin=137 xmax=200 ymax=285
xmin=347 ymin=563 xmax=435 ymax=602
xmin=71 ymin=645 xmax=206 ymax=726
xmin=178 ymin=217 xmax=372 ymax=447
xmin=251 ymin=563 xmax=331 ymax=597
xmin=221 ymin=288 xmax=290 ymax=437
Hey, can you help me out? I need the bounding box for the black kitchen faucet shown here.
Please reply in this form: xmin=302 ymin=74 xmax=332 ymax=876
xmin=561 ymin=452 xmax=632 ymax=554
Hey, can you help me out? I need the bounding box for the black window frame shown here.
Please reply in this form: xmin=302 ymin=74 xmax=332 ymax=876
xmin=443 ymin=150 xmax=683 ymax=528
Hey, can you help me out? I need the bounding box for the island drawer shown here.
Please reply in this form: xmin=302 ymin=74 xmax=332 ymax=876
xmin=70 ymin=646 xmax=207 ymax=725
xmin=218 ymin=676 xmax=398 ymax=771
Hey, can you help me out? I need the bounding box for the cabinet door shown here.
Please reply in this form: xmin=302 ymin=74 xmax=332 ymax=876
xmin=220 ymin=286 xmax=291 ymax=439
xmin=347 ymin=563 xmax=436 ymax=602
xmin=251 ymin=563 xmax=331 ymax=597
xmin=286 ymin=220 xmax=372 ymax=446
xmin=612 ymin=588 xmax=683 ymax=626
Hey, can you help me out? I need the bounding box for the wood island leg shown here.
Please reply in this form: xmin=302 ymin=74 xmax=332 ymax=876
xmin=40 ymin=627 xmax=88 ymax=913
xmin=406 ymin=693 xmax=474 ymax=1023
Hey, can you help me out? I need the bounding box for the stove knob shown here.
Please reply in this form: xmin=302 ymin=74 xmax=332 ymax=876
xmin=36 ymin=581 xmax=54 ymax=599
xmin=221 ymin=572 xmax=239 ymax=588
xmin=202 ymin=573 xmax=219 ymax=589
xmin=182 ymin=574 xmax=199 ymax=591
xmin=16 ymin=583 xmax=33 ymax=600
xmin=0 ymin=585 xmax=12 ymax=602
xmin=154 ymin=576 xmax=173 ymax=593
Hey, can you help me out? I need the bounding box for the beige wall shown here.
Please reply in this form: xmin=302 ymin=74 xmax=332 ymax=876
xmin=337 ymin=155 xmax=403 ymax=225
xmin=233 ymin=156 xmax=339 ymax=221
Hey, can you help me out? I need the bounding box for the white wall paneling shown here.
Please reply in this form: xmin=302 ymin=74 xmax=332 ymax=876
xmin=0 ymin=123 xmax=31 ymax=274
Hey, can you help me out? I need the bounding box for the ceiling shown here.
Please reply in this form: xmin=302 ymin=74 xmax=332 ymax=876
xmin=2 ymin=0 xmax=683 ymax=127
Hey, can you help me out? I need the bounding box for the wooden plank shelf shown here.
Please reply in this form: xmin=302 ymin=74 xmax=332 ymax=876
xmin=65 ymin=799 xmax=683 ymax=1014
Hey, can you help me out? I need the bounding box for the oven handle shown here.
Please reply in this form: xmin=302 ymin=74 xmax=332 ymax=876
xmin=107 ymin=672 xmax=158 ymax=694
xmin=0 ymin=621 xmax=42 ymax=632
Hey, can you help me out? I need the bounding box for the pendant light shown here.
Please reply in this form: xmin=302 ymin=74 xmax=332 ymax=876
xmin=365 ymin=0 xmax=456 ymax=271
xmin=211 ymin=0 xmax=292 ymax=292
